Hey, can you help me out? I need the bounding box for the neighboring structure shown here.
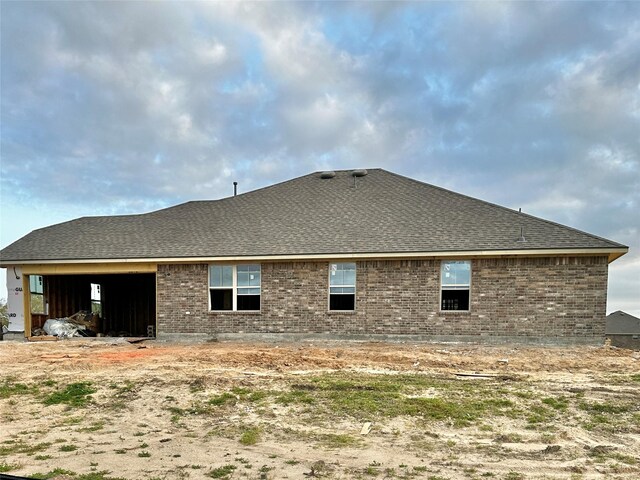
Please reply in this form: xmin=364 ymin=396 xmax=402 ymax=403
xmin=606 ymin=311 xmax=640 ymax=350
xmin=0 ymin=169 xmax=629 ymax=343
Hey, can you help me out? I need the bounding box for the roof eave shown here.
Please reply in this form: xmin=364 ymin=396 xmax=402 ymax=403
xmin=0 ymin=246 xmax=629 ymax=267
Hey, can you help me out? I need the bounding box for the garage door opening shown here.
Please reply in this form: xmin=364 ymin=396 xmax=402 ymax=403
xmin=29 ymin=273 xmax=156 ymax=338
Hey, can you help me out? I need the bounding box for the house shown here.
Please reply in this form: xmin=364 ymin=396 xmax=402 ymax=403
xmin=606 ymin=311 xmax=640 ymax=350
xmin=0 ymin=169 xmax=629 ymax=343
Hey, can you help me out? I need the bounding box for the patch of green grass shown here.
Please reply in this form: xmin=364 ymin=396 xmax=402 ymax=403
xmin=275 ymin=390 xmax=316 ymax=406
xmin=0 ymin=441 xmax=51 ymax=456
xmin=138 ymin=451 xmax=151 ymax=458
xmin=43 ymin=382 xmax=96 ymax=407
xmin=62 ymin=416 xmax=83 ymax=425
xmin=239 ymin=428 xmax=260 ymax=445
xmin=59 ymin=444 xmax=78 ymax=452
xmin=317 ymin=433 xmax=361 ymax=449
xmin=278 ymin=373 xmax=519 ymax=425
xmin=363 ymin=465 xmax=380 ymax=476
xmin=504 ymin=472 xmax=525 ymax=480
xmin=542 ymin=396 xmax=569 ymax=411
xmin=526 ymin=404 xmax=555 ymax=425
xmin=610 ymin=453 xmax=638 ymax=465
xmin=403 ymin=397 xmax=489 ymax=426
xmin=220 ymin=387 xmax=271 ymax=403
xmin=28 ymin=468 xmax=76 ymax=479
xmin=0 ymin=463 xmax=21 ymax=473
xmin=579 ymin=401 xmax=631 ymax=414
xmin=0 ymin=379 xmax=34 ymax=399
xmin=77 ymin=472 xmax=128 ymax=480
xmin=493 ymin=433 xmax=523 ymax=443
xmin=630 ymin=374 xmax=640 ymax=383
xmin=78 ymin=421 xmax=105 ymax=432
xmin=208 ymin=464 xmax=236 ymax=479
xmin=231 ymin=387 xmax=251 ymax=395
xmin=209 ymin=392 xmax=237 ymax=406
xmin=34 ymin=455 xmax=52 ymax=460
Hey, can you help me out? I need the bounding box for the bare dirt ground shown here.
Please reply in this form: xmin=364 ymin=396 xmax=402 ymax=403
xmin=1 ymin=339 xmax=639 ymax=480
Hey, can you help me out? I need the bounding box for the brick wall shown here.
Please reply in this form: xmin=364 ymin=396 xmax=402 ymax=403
xmin=156 ymin=256 xmax=608 ymax=340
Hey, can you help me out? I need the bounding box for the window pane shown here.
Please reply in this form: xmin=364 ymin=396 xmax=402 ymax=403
xmin=330 ymin=287 xmax=355 ymax=294
xmin=237 ymin=294 xmax=260 ymax=311
xmin=210 ymin=266 xmax=222 ymax=287
xmin=211 ymin=289 xmax=233 ymax=310
xmin=441 ymin=261 xmax=471 ymax=286
xmin=343 ymin=270 xmax=356 ymax=287
xmin=441 ymin=289 xmax=470 ymax=311
xmin=249 ymin=269 xmax=260 ymax=287
xmin=237 ymin=271 xmax=250 ymax=287
xmin=330 ymin=263 xmax=355 ymax=286
xmin=238 ymin=287 xmax=260 ymax=295
xmin=329 ymin=294 xmax=355 ymax=311
xmin=329 ymin=264 xmax=343 ymax=285
xmin=30 ymin=275 xmax=43 ymax=294
xmin=222 ymin=266 xmax=233 ymax=286
xmin=30 ymin=293 xmax=45 ymax=314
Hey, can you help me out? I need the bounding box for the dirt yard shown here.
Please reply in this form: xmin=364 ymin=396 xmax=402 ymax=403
xmin=1 ymin=339 xmax=639 ymax=480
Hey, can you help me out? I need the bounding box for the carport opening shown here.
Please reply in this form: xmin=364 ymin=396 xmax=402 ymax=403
xmin=30 ymin=273 xmax=156 ymax=338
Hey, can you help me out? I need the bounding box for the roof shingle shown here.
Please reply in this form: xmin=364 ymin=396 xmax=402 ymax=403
xmin=0 ymin=169 xmax=627 ymax=262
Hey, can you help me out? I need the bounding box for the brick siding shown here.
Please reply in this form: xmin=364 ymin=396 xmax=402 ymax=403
xmin=156 ymin=256 xmax=608 ymax=339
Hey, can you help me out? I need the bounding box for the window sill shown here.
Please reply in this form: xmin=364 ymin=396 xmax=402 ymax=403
xmin=327 ymin=310 xmax=357 ymax=314
xmin=440 ymin=310 xmax=471 ymax=314
xmin=209 ymin=310 xmax=262 ymax=315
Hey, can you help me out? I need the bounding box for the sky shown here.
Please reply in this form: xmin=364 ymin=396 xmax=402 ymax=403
xmin=1 ymin=1 xmax=638 ymax=316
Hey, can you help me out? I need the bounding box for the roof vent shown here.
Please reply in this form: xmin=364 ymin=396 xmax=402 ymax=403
xmin=351 ymin=169 xmax=368 ymax=177
xmin=516 ymin=226 xmax=527 ymax=243
xmin=320 ymin=171 xmax=336 ymax=179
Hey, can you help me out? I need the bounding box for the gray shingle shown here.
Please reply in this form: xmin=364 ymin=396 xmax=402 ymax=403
xmin=0 ymin=169 xmax=627 ymax=262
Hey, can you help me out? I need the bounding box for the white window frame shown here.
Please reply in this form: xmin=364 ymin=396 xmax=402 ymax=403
xmin=328 ymin=262 xmax=356 ymax=312
xmin=440 ymin=260 xmax=471 ymax=312
xmin=209 ymin=264 xmax=261 ymax=312
xmin=29 ymin=274 xmax=46 ymax=315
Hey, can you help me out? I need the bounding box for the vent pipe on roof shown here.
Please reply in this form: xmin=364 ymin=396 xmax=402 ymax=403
xmin=517 ymin=226 xmax=526 ymax=243
xmin=233 ymin=181 xmax=238 ymax=197
xmin=351 ymin=169 xmax=368 ymax=188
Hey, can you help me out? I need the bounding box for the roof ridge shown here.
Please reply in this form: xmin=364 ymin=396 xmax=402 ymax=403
xmin=147 ymin=169 xmax=386 ymax=213
xmin=382 ymin=169 xmax=627 ymax=249
xmin=148 ymin=170 xmax=328 ymax=213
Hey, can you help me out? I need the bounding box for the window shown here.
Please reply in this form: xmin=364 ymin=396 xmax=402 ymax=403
xmin=91 ymin=283 xmax=102 ymax=316
xmin=441 ymin=261 xmax=470 ymax=311
xmin=329 ymin=262 xmax=356 ymax=311
xmin=29 ymin=275 xmax=45 ymax=314
xmin=209 ymin=264 xmax=261 ymax=311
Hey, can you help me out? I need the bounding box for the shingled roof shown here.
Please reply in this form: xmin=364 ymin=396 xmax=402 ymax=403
xmin=0 ymin=169 xmax=628 ymax=264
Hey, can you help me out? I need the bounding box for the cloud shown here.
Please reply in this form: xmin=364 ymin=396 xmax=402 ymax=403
xmin=1 ymin=1 xmax=638 ymax=313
